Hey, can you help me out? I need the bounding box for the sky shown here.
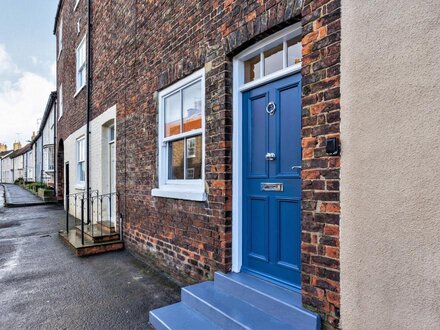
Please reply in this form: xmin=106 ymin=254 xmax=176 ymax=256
xmin=0 ymin=0 xmax=58 ymax=149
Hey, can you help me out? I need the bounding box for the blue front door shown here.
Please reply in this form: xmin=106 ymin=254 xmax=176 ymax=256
xmin=242 ymin=73 xmax=302 ymax=290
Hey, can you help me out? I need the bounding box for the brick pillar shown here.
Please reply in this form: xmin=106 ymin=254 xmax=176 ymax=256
xmin=301 ymin=0 xmax=341 ymax=328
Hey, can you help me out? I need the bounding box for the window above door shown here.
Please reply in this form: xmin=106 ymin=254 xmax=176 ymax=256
xmin=237 ymin=23 xmax=302 ymax=91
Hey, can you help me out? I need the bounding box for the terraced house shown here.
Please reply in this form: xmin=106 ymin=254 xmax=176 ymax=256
xmin=53 ymin=0 xmax=440 ymax=329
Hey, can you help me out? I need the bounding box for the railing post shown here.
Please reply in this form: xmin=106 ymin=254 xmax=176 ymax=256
xmin=66 ymin=194 xmax=69 ymax=233
xmin=81 ymin=197 xmax=85 ymax=245
xmin=118 ymin=193 xmax=122 ymax=241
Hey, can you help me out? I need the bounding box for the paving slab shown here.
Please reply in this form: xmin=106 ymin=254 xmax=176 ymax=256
xmin=2 ymin=184 xmax=46 ymax=207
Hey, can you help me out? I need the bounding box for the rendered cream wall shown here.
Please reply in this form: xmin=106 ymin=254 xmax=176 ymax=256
xmin=64 ymin=105 xmax=116 ymax=217
xmin=341 ymin=1 xmax=440 ymax=329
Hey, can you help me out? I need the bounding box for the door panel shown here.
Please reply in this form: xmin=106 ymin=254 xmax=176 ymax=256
xmin=242 ymin=73 xmax=302 ymax=290
xmin=249 ymin=94 xmax=269 ymax=178
xmin=277 ymin=84 xmax=302 ymax=177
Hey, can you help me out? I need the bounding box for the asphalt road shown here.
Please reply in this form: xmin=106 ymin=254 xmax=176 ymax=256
xmin=0 ymin=203 xmax=180 ymax=330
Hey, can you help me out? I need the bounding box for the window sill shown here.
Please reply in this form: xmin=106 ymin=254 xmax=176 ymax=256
xmin=152 ymin=185 xmax=207 ymax=202
xmin=74 ymin=84 xmax=86 ymax=98
xmin=75 ymin=185 xmax=85 ymax=190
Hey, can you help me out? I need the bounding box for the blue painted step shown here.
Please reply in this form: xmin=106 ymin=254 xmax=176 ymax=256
xmin=182 ymin=281 xmax=296 ymax=330
xmin=149 ymin=272 xmax=321 ymax=330
xmin=150 ymin=303 xmax=222 ymax=330
xmin=214 ymin=272 xmax=320 ymax=329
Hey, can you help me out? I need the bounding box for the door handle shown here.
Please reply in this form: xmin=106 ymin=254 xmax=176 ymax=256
xmin=265 ymin=153 xmax=276 ymax=161
xmin=292 ymin=166 xmax=301 ymax=170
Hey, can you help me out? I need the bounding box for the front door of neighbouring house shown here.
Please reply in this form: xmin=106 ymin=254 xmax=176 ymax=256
xmin=242 ymin=73 xmax=302 ymax=290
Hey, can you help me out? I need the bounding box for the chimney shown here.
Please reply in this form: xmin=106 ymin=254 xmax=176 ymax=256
xmin=0 ymin=143 xmax=7 ymax=152
xmin=13 ymin=141 xmax=21 ymax=151
xmin=31 ymin=131 xmax=36 ymax=140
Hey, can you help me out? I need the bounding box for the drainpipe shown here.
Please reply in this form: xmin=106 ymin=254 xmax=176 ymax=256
xmin=86 ymin=0 xmax=92 ymax=223
xmin=41 ymin=138 xmax=43 ymax=184
xmin=54 ymin=95 xmax=57 ymax=197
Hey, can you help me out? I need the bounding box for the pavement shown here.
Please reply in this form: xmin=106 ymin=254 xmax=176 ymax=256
xmin=0 ymin=203 xmax=181 ymax=329
xmin=2 ymin=183 xmax=46 ymax=207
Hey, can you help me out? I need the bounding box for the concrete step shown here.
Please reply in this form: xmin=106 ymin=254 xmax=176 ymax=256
xmin=214 ymin=272 xmax=320 ymax=329
xmin=181 ymin=281 xmax=296 ymax=330
xmin=100 ymin=220 xmax=116 ymax=232
xmin=75 ymin=224 xmax=119 ymax=243
xmin=149 ymin=303 xmax=222 ymax=330
xmin=59 ymin=230 xmax=123 ymax=257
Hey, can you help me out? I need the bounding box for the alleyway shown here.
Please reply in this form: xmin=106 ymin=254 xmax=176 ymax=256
xmin=0 ymin=190 xmax=180 ymax=329
xmin=3 ymin=183 xmax=45 ymax=207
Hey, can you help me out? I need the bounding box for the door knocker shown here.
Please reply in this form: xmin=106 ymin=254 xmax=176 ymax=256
xmin=266 ymin=101 xmax=276 ymax=116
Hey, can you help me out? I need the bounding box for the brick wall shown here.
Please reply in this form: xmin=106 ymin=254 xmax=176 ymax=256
xmin=104 ymin=0 xmax=306 ymax=284
xmin=301 ymin=0 xmax=341 ymax=328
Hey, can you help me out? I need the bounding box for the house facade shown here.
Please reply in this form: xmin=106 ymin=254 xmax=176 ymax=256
xmin=40 ymin=92 xmax=57 ymax=187
xmin=53 ymin=0 xmax=440 ymax=329
xmin=0 ymin=149 xmax=13 ymax=183
xmin=55 ymin=0 xmax=340 ymax=327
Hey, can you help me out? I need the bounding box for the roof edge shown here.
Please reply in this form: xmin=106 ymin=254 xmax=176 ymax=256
xmin=53 ymin=0 xmax=63 ymax=34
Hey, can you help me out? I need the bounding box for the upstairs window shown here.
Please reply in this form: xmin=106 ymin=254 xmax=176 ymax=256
xmin=152 ymin=69 xmax=206 ymax=201
xmin=76 ymin=137 xmax=85 ymax=185
xmin=76 ymin=36 xmax=87 ymax=92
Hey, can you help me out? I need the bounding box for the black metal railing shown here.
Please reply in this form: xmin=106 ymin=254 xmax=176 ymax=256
xmin=65 ymin=190 xmax=121 ymax=246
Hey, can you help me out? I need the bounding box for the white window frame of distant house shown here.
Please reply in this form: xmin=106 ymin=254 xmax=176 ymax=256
xmin=152 ymin=68 xmax=206 ymax=201
xmin=75 ymin=36 xmax=87 ymax=94
xmin=58 ymin=19 xmax=63 ymax=59
xmin=77 ymin=18 xmax=81 ymax=35
xmin=48 ymin=145 xmax=55 ymax=171
xmin=58 ymin=84 xmax=63 ymax=119
xmin=231 ymin=23 xmax=302 ymax=272
xmin=76 ymin=136 xmax=86 ymax=187
xmin=74 ymin=0 xmax=81 ymax=11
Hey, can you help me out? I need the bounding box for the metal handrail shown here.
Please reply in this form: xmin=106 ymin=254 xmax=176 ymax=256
xmin=65 ymin=190 xmax=121 ymax=246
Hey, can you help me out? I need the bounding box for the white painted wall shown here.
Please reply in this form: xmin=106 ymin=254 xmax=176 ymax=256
xmin=341 ymin=1 xmax=440 ymax=328
xmin=64 ymin=105 xmax=116 ymax=220
xmin=26 ymin=149 xmax=35 ymax=182
xmin=0 ymin=153 xmax=13 ymax=183
xmin=13 ymin=155 xmax=24 ymax=181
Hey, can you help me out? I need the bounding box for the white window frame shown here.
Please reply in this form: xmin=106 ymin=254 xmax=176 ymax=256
xmin=152 ymin=69 xmax=206 ymax=201
xmin=74 ymin=0 xmax=81 ymax=11
xmin=231 ymin=23 xmax=302 ymax=272
xmin=75 ymin=36 xmax=87 ymax=94
xmin=58 ymin=19 xmax=63 ymax=59
xmin=76 ymin=137 xmax=86 ymax=187
xmin=58 ymin=84 xmax=63 ymax=119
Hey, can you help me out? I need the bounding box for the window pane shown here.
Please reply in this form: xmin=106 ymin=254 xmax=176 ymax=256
xmin=186 ymin=135 xmax=202 ymax=180
xmin=244 ymin=54 xmax=261 ymax=83
xmin=164 ymin=91 xmax=181 ymax=137
xmin=79 ymin=162 xmax=85 ymax=182
xmin=287 ymin=36 xmax=302 ymax=66
xmin=264 ymin=43 xmax=284 ymax=76
xmin=168 ymin=139 xmax=184 ymax=179
xmin=182 ymin=81 xmax=202 ymax=133
xmin=109 ymin=126 xmax=115 ymax=141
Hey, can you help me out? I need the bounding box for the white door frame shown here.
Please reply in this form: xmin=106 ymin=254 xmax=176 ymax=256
xmin=231 ymin=23 xmax=302 ymax=272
